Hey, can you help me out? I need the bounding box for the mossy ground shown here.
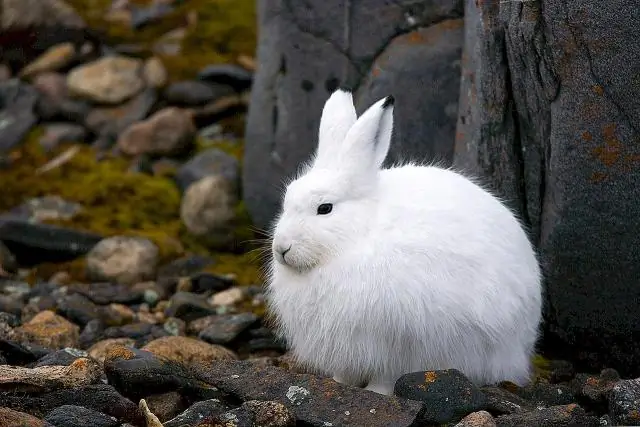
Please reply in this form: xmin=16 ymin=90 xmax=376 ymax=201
xmin=2 ymin=129 xmax=263 ymax=286
xmin=66 ymin=0 xmax=257 ymax=80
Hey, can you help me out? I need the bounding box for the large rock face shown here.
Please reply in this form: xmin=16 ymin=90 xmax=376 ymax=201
xmin=454 ymin=0 xmax=640 ymax=374
xmin=244 ymin=0 xmax=464 ymax=230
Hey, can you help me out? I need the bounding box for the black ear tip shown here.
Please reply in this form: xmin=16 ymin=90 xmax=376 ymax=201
xmin=337 ymin=85 xmax=354 ymax=93
xmin=382 ymin=95 xmax=395 ymax=109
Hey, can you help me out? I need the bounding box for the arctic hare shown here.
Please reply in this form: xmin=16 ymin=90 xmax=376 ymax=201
xmin=266 ymin=89 xmax=542 ymax=395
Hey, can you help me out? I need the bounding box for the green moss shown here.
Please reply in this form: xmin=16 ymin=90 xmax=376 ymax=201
xmin=532 ymin=354 xmax=552 ymax=381
xmin=66 ymin=0 xmax=257 ymax=80
xmin=204 ymin=251 xmax=265 ymax=287
xmin=195 ymin=137 xmax=244 ymax=160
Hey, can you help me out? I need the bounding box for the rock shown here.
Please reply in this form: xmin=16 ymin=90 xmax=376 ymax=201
xmin=67 ymin=56 xmax=144 ymax=105
xmin=19 ymin=42 xmax=76 ymax=79
xmin=570 ymin=368 xmax=620 ymax=409
xmin=246 ymin=327 xmax=287 ymax=353
xmin=0 ymin=241 xmax=18 ymax=275
xmin=103 ymin=346 xmax=218 ymax=401
xmin=143 ymin=57 xmax=168 ymax=89
xmin=0 ymin=337 xmax=51 ymax=365
xmin=548 ymin=360 xmax=575 ymax=384
xmin=161 ymin=317 xmax=185 ymax=335
xmin=0 ymin=64 xmax=11 ymax=81
xmin=243 ymin=0 xmax=464 ymax=229
xmin=139 ymin=399 xmax=164 ymax=427
xmin=0 ymin=357 xmax=101 ymax=392
xmin=0 ymin=219 xmax=102 ymax=266
xmin=190 ymin=272 xmax=235 ymax=294
xmin=88 ymin=338 xmax=135 ymax=367
xmin=34 ymin=347 xmax=87 ymax=367
xmin=165 ymin=292 xmax=217 ymax=322
xmin=191 ymin=94 xmax=247 ymax=128
xmin=197 ymin=64 xmax=253 ymax=91
xmin=39 ymin=123 xmax=87 ymax=151
xmin=198 ymin=313 xmax=259 ymax=345
xmin=78 ymin=318 xmax=104 ymax=349
xmin=195 ymin=359 xmax=427 ymax=427
xmin=70 ymin=282 xmax=145 ymax=305
xmin=86 ymin=236 xmax=159 ymax=286
xmin=180 ymin=176 xmax=238 ymax=247
xmin=455 ymin=411 xmax=497 ymax=427
xmin=609 ymin=378 xmax=640 ymax=425
xmin=45 ymin=405 xmax=120 ymax=427
xmin=157 ymin=255 xmax=215 ymax=279
xmin=7 ymin=196 xmax=82 ymax=223
xmin=130 ymin=2 xmax=173 ymax=30
xmin=0 ymin=383 xmax=144 ymax=424
xmin=32 ymin=71 xmax=68 ymax=99
xmin=163 ymin=399 xmax=231 ymax=427
xmin=142 ymin=336 xmax=236 ymax=370
xmin=0 ymin=408 xmax=45 ymax=427
xmin=143 ymin=392 xmax=184 ymax=422
xmin=394 ymin=370 xmax=487 ymax=424
xmin=0 ymin=0 xmax=84 ymax=30
xmin=85 ymin=88 xmax=157 ymax=141
xmin=164 ymin=80 xmax=235 ymax=106
xmin=117 ymin=107 xmax=196 ymax=157
xmin=208 ymin=286 xmax=244 ymax=307
xmin=13 ymin=310 xmax=79 ymax=349
xmin=36 ymin=95 xmax=91 ymax=124
xmin=454 ymin=0 xmax=640 ymax=373
xmin=0 ymin=79 xmax=39 ymax=153
xmin=512 ymin=382 xmax=576 ymax=408
xmin=480 ymin=386 xmax=535 ymax=415
xmin=175 ymin=148 xmax=240 ymax=193
xmin=102 ymin=322 xmax=169 ymax=346
xmin=495 ymin=404 xmax=599 ymax=426
xmin=204 ymin=400 xmax=296 ymax=427
xmin=0 ymin=295 xmax=22 ymax=315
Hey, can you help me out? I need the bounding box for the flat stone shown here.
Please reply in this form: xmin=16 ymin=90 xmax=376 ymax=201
xmin=44 ymin=405 xmax=120 ymax=427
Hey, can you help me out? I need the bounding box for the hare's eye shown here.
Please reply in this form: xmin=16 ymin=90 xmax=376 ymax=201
xmin=317 ymin=203 xmax=333 ymax=215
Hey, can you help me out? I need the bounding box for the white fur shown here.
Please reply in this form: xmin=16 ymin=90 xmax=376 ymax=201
xmin=266 ymin=89 xmax=543 ymax=396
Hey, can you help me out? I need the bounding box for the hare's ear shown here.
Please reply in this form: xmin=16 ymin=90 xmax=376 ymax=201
xmin=340 ymin=95 xmax=394 ymax=172
xmin=314 ymin=89 xmax=357 ymax=166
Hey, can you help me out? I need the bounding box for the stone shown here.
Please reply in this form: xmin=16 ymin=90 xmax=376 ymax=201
xmin=86 ymin=236 xmax=159 ymax=286
xmin=453 ymin=0 xmax=640 ymax=374
xmin=609 ymin=378 xmax=640 ymax=425
xmin=197 ymin=64 xmax=253 ymax=91
xmin=19 ymin=42 xmax=76 ymax=79
xmin=139 ymin=399 xmax=164 ymax=427
xmin=163 ymin=399 xmax=231 ymax=427
xmin=191 ymin=94 xmax=247 ymax=128
xmin=455 ymin=411 xmax=497 ymax=427
xmin=495 ymin=404 xmax=599 ymax=427
xmin=0 ymin=79 xmax=39 ymax=153
xmin=44 ymin=405 xmax=120 ymax=427
xmin=142 ymin=336 xmax=237 ymax=371
xmin=0 ymin=357 xmax=102 ymax=392
xmin=117 ymin=107 xmax=196 ymax=157
xmin=208 ymin=286 xmax=244 ymax=307
xmin=88 ymin=338 xmax=136 ymax=367
xmin=70 ymin=282 xmax=145 ymax=305
xmin=32 ymin=71 xmax=68 ymax=99
xmin=175 ymin=148 xmax=240 ymax=192
xmin=0 ymin=241 xmax=18 ymax=276
xmin=143 ymin=392 xmax=184 ymax=422
xmin=157 ymin=255 xmax=215 ymax=279
xmin=394 ymin=369 xmax=487 ymax=425
xmin=0 ymin=337 xmax=51 ymax=365
xmin=130 ymin=2 xmax=173 ymax=29
xmin=163 ymin=80 xmax=235 ymax=106
xmin=7 ymin=196 xmax=82 ymax=222
xmin=0 ymin=0 xmax=84 ymax=30
xmin=39 ymin=123 xmax=87 ymax=151
xmin=0 ymin=383 xmax=144 ymax=424
xmin=195 ymin=359 xmax=427 ymax=427
xmin=190 ymin=272 xmax=235 ymax=294
xmin=512 ymin=382 xmax=576 ymax=408
xmin=570 ymin=368 xmax=620 ymax=409
xmin=243 ymin=0 xmax=464 ymax=229
xmin=13 ymin=310 xmax=79 ymax=349
xmin=180 ymin=176 xmax=238 ymax=248
xmin=202 ymin=400 xmax=296 ymax=427
xmin=34 ymin=347 xmax=87 ymax=367
xmin=198 ymin=313 xmax=259 ymax=345
xmin=165 ymin=292 xmax=217 ymax=322
xmin=480 ymin=386 xmax=535 ymax=415
xmin=102 ymin=322 xmax=169 ymax=346
xmin=56 ymin=291 xmax=105 ymax=328
xmin=0 ymin=64 xmax=11 ymax=81
xmin=143 ymin=57 xmax=168 ymax=89
xmin=0 ymin=408 xmax=45 ymax=427
xmin=67 ymin=56 xmax=144 ymax=104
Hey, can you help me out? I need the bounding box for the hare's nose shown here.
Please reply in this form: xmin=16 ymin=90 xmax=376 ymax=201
xmin=275 ymin=243 xmax=292 ymax=257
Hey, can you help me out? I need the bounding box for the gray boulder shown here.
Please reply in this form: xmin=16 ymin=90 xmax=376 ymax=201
xmin=244 ymin=0 xmax=464 ymax=229
xmin=454 ymin=0 xmax=640 ymax=374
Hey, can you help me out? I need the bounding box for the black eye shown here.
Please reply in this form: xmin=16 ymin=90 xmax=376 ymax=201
xmin=317 ymin=203 xmax=333 ymax=215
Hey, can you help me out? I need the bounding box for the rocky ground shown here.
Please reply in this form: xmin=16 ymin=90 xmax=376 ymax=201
xmin=1 ymin=0 xmax=640 ymax=426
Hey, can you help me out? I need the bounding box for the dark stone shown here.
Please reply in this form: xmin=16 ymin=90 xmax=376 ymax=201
xmin=481 ymin=386 xmax=536 ymax=415
xmin=78 ymin=319 xmax=105 ymax=349
xmin=243 ymin=0 xmax=464 ymax=229
xmin=200 ymin=401 xmax=296 ymax=427
xmin=0 ymin=383 xmax=144 ymax=424
xmin=34 ymin=348 xmax=87 ymax=367
xmin=0 ymin=219 xmax=102 ymax=267
xmin=163 ymin=81 xmax=235 ymax=106
xmin=163 ymin=399 xmax=231 ymax=427
xmin=0 ymin=295 xmax=24 ymax=317
xmin=453 ymin=0 xmax=640 ymax=375
xmin=130 ymin=3 xmax=174 ymax=30
xmin=165 ymin=292 xmax=217 ymax=322
xmin=511 ymin=382 xmax=576 ymax=408
xmin=157 ymin=255 xmax=215 ymax=279
xmin=549 ymin=360 xmax=576 ymax=384
xmin=570 ymin=369 xmax=620 ymax=411
xmin=39 ymin=123 xmax=87 ymax=151
xmin=189 ymin=272 xmax=235 ymax=294
xmin=194 ymin=359 xmax=427 ymax=427
xmin=56 ymin=293 xmax=103 ymax=327
xmin=69 ymin=282 xmax=145 ymax=305
xmin=197 ymin=64 xmax=253 ymax=91
xmin=45 ymin=405 xmax=119 ymax=427
xmin=394 ymin=369 xmax=487 ymax=424
xmin=609 ymin=378 xmax=640 ymax=425
xmin=0 ymin=338 xmax=51 ymax=365
xmin=175 ymin=148 xmax=240 ymax=193
xmin=0 ymin=79 xmax=39 ymax=154
xmin=36 ymin=96 xmax=92 ymax=124
xmin=246 ymin=327 xmax=287 ymax=353
xmin=495 ymin=404 xmax=599 ymax=427
xmin=103 ymin=347 xmax=218 ymax=401
xmin=198 ymin=313 xmax=259 ymax=345
xmin=103 ymin=322 xmax=169 ymax=346
xmin=0 ymin=240 xmax=18 ymax=275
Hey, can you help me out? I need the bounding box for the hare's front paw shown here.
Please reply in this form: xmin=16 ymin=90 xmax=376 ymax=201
xmin=364 ymin=378 xmax=395 ymax=396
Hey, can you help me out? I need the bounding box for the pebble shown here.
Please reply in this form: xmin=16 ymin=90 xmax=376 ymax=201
xmin=197 ymin=312 xmax=259 ymax=345
xmin=144 ymin=391 xmax=185 ymax=422
xmin=165 ymin=292 xmax=217 ymax=322
xmin=495 ymin=404 xmax=599 ymax=426
xmin=455 ymin=410 xmax=497 ymax=427
xmin=143 ymin=56 xmax=168 ymax=88
xmin=163 ymin=399 xmax=231 ymax=427
xmin=67 ymin=56 xmax=144 ymax=104
xmin=164 ymin=80 xmax=235 ymax=106
xmin=197 ymin=64 xmax=253 ymax=91
xmin=44 ymin=405 xmax=120 ymax=427
xmin=142 ymin=336 xmax=237 ymax=370
xmin=209 ymin=286 xmax=245 ymax=307
xmin=39 ymin=123 xmax=87 ymax=151
xmin=175 ymin=148 xmax=240 ymax=193
xmin=88 ymin=338 xmax=136 ymax=367
xmin=13 ymin=310 xmax=80 ymax=349
xmin=19 ymin=42 xmax=76 ymax=79
xmin=0 ymin=357 xmax=102 ymax=392
xmin=0 ymin=408 xmax=45 ymax=427
xmin=86 ymin=236 xmax=159 ymax=286
xmin=609 ymin=378 xmax=640 ymax=425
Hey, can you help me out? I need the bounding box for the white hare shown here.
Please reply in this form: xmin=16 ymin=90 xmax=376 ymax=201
xmin=265 ymin=89 xmax=542 ymax=396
